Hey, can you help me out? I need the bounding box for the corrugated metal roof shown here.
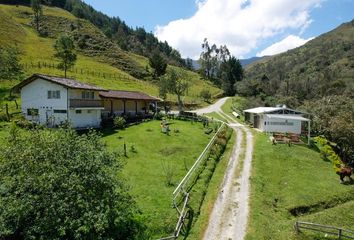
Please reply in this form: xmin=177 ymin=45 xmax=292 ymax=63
xmin=13 ymin=74 xmax=105 ymax=91
xmin=99 ymin=90 xmax=160 ymax=101
xmin=266 ymin=114 xmax=310 ymax=121
xmin=244 ymin=107 xmax=282 ymax=114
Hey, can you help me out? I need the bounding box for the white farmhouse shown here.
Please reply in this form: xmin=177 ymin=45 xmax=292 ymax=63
xmin=14 ymin=74 xmax=105 ymax=128
xmin=244 ymin=105 xmax=310 ymax=135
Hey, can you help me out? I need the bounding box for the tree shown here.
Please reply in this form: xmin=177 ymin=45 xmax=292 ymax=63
xmin=301 ymin=95 xmax=354 ymax=163
xmin=0 ymin=47 xmax=23 ymax=80
xmin=31 ymin=0 xmax=42 ymax=32
xmin=200 ymin=89 xmax=212 ymax=103
xmin=161 ymin=69 xmax=189 ymax=113
xmin=199 ymin=38 xmax=215 ymax=80
xmin=54 ymin=35 xmax=77 ymax=78
xmin=149 ymin=51 xmax=167 ymax=79
xmin=219 ymin=56 xmax=243 ymax=96
xmin=0 ymin=128 xmax=145 ymax=239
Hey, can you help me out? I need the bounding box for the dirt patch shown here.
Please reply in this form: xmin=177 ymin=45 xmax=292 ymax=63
xmin=159 ymin=146 xmax=186 ymax=156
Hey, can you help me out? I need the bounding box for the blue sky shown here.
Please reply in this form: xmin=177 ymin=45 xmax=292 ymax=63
xmin=83 ymin=0 xmax=354 ymax=59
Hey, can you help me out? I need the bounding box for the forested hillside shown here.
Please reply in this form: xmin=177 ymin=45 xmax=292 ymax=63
xmin=236 ymin=20 xmax=354 ymax=163
xmin=0 ymin=0 xmax=187 ymax=67
xmin=239 ymin=20 xmax=354 ymax=107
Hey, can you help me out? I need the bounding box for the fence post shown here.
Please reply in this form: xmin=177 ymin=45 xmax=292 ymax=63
xmin=5 ymin=103 xmax=10 ymax=122
xmin=295 ymin=221 xmax=299 ymax=234
xmin=338 ymin=228 xmax=342 ymax=240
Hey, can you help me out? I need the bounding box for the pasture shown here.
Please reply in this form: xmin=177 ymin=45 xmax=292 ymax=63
xmin=246 ymin=133 xmax=354 ymax=240
xmin=102 ymin=119 xmax=214 ymax=238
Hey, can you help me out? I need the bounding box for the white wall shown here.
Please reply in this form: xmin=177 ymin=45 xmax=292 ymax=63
xmin=263 ymin=115 xmax=302 ymax=134
xmin=68 ymin=109 xmax=101 ymax=128
xmin=21 ymin=78 xmax=102 ymax=128
xmin=21 ymin=78 xmax=68 ymax=126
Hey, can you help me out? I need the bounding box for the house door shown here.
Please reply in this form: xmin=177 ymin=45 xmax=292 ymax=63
xmin=254 ymin=115 xmax=259 ymax=128
xmin=46 ymin=110 xmax=54 ymax=127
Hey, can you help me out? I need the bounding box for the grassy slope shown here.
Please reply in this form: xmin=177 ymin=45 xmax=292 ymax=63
xmin=246 ymin=133 xmax=354 ymax=240
xmin=102 ymin=120 xmax=212 ymax=238
xmin=0 ymin=4 xmax=221 ymax=104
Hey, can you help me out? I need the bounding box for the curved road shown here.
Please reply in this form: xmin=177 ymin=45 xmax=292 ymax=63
xmin=196 ymin=97 xmax=254 ymax=240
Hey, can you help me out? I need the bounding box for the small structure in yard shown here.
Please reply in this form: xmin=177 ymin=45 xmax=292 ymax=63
xmin=244 ymin=105 xmax=311 ymax=144
xmin=99 ymin=90 xmax=160 ymax=119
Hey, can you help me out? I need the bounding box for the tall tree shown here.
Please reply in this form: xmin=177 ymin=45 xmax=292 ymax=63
xmin=149 ymin=51 xmax=167 ymax=79
xmin=31 ymin=0 xmax=42 ymax=32
xmin=220 ymin=56 xmax=243 ymax=96
xmin=0 ymin=47 xmax=23 ymax=80
xmin=54 ymin=35 xmax=77 ymax=78
xmin=161 ymin=69 xmax=189 ymax=113
xmin=199 ymin=38 xmax=214 ymax=80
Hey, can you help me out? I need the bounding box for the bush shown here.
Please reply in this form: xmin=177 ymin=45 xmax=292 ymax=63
xmin=0 ymin=128 xmax=145 ymax=239
xmin=200 ymin=89 xmax=212 ymax=103
xmin=314 ymin=136 xmax=343 ymax=172
xmin=113 ymin=116 xmax=126 ymax=129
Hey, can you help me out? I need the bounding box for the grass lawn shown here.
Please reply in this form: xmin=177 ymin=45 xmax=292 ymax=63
xmin=220 ymin=96 xmax=247 ymax=123
xmin=102 ymin=120 xmax=213 ymax=238
xmin=246 ymin=133 xmax=354 ymax=240
xmin=206 ymin=112 xmax=228 ymax=123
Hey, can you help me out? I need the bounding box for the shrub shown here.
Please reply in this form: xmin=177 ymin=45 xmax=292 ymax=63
xmin=314 ymin=136 xmax=343 ymax=172
xmin=0 ymin=128 xmax=145 ymax=239
xmin=199 ymin=89 xmax=212 ymax=103
xmin=113 ymin=116 xmax=126 ymax=129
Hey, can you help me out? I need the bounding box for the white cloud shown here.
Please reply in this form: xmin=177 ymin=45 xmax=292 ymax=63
xmin=256 ymin=35 xmax=314 ymax=57
xmin=155 ymin=0 xmax=322 ymax=59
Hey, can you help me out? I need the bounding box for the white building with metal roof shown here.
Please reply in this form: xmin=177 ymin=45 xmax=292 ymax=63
xmin=244 ymin=105 xmax=310 ymax=135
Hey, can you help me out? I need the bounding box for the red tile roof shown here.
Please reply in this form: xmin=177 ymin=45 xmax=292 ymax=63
xmin=99 ymin=90 xmax=160 ymax=101
xmin=13 ymin=74 xmax=105 ymax=92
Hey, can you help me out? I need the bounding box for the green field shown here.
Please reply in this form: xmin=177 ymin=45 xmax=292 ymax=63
xmin=0 ymin=4 xmax=222 ymax=106
xmin=246 ymin=133 xmax=354 ymax=240
xmin=102 ymin=120 xmax=214 ymax=238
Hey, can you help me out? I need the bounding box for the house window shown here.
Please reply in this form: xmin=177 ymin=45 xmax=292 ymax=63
xmin=54 ymin=109 xmax=67 ymax=114
xmin=48 ymin=90 xmax=60 ymax=99
xmin=27 ymin=108 xmax=39 ymax=116
xmin=76 ymin=110 xmax=82 ymax=114
xmin=82 ymin=91 xmax=94 ymax=99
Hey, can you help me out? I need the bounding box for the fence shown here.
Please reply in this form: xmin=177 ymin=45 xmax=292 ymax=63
xmin=159 ymin=122 xmax=225 ymax=240
xmin=21 ymin=61 xmax=137 ymax=82
xmin=294 ymin=221 xmax=354 ymax=239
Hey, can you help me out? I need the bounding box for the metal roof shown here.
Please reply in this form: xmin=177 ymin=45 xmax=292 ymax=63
xmin=99 ymin=90 xmax=160 ymax=101
xmin=244 ymin=107 xmax=283 ymax=114
xmin=265 ymin=114 xmax=310 ymax=122
xmin=244 ymin=106 xmax=306 ymax=115
xmin=13 ymin=74 xmax=105 ymax=92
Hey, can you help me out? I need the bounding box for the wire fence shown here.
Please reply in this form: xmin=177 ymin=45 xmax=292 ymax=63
xmin=21 ymin=61 xmax=137 ymax=81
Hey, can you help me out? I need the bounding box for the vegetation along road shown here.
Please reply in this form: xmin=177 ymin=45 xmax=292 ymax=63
xmin=197 ymin=98 xmax=254 ymax=240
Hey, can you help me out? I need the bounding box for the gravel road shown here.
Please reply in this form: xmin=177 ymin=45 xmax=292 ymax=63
xmin=200 ymin=101 xmax=254 ymax=240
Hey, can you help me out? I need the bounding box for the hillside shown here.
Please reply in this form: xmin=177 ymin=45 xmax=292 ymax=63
xmin=0 ymin=4 xmax=221 ymax=104
xmin=242 ymin=20 xmax=354 ymax=106
xmin=0 ymin=0 xmax=187 ymax=67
